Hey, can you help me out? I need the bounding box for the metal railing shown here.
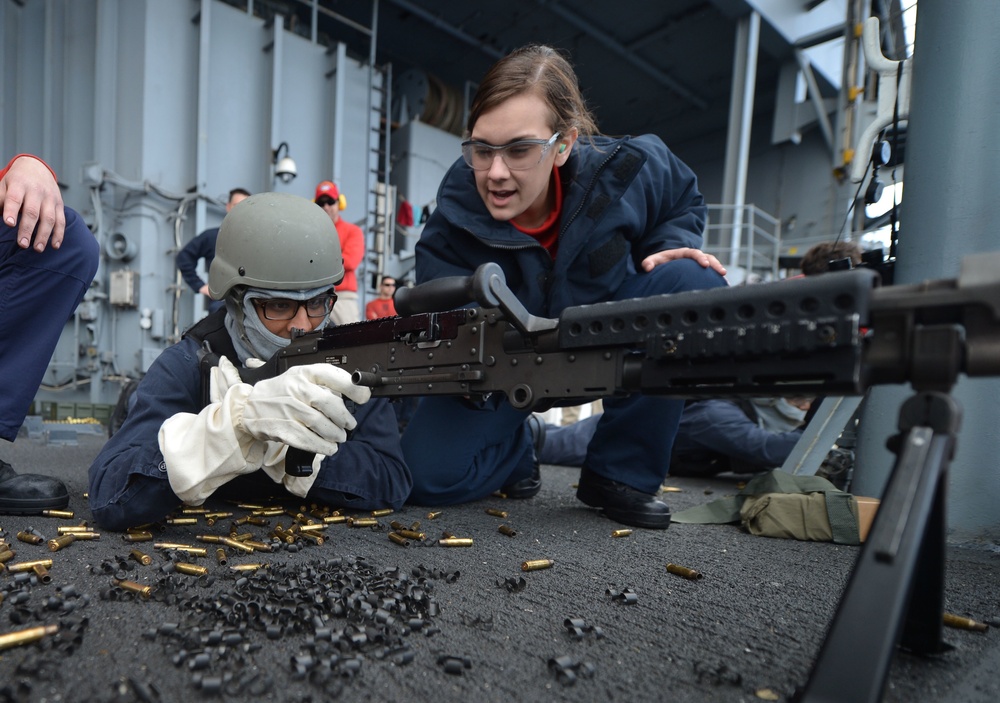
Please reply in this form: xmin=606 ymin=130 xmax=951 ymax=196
xmin=704 ymin=204 xmax=782 ymax=282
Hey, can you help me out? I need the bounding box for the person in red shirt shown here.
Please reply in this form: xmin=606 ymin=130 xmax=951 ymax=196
xmin=365 ymin=275 xmax=398 ymax=319
xmin=315 ymin=181 xmax=364 ymax=325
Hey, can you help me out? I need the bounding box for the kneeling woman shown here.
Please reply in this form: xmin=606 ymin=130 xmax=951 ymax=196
xmin=88 ymin=193 xmax=410 ymax=530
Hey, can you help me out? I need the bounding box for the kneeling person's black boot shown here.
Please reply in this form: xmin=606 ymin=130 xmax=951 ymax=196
xmin=0 ymin=460 xmax=70 ymax=515
xmin=576 ymin=466 xmax=671 ymax=529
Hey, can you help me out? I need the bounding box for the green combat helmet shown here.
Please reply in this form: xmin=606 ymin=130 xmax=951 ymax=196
xmin=209 ymin=191 xmax=344 ymax=300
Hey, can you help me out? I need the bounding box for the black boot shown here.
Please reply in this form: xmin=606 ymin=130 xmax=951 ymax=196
xmin=0 ymin=460 xmax=70 ymax=515
xmin=499 ymin=415 xmax=546 ymax=499
xmin=576 ymin=466 xmax=671 ymax=529
xmin=501 ymin=462 xmax=541 ymax=499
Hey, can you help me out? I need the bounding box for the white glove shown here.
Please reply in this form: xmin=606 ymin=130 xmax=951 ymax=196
xmin=239 ymin=363 xmax=371 ymax=456
xmin=160 ymin=358 xmax=370 ymax=505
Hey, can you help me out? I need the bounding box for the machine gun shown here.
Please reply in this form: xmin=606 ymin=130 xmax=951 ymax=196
xmin=239 ymin=254 xmax=1000 ymax=703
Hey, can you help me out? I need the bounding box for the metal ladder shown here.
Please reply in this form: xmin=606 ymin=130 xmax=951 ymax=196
xmin=361 ymin=60 xmax=394 ymax=310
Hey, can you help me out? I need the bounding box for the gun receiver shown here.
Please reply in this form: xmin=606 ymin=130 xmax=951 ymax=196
xmin=241 ymin=262 xmax=882 ymax=408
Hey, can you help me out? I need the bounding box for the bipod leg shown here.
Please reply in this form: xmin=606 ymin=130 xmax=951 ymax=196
xmin=796 ymin=391 xmax=960 ymax=703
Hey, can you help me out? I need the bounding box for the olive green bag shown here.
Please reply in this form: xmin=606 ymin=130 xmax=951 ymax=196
xmin=670 ymin=470 xmax=861 ymax=545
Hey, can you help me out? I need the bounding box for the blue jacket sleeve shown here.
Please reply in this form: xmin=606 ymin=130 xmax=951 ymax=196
xmin=175 ymin=228 xmax=215 ymax=293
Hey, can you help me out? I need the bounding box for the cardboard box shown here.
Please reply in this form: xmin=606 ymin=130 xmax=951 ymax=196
xmin=854 ymin=496 xmax=880 ymax=542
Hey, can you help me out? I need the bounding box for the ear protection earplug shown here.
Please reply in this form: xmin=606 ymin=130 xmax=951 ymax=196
xmin=559 ymin=144 xmax=567 ymax=153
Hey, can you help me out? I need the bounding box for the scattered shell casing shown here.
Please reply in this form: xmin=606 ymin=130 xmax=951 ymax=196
xmin=521 ymin=559 xmax=554 ymax=572
xmin=41 ymin=509 xmax=74 ymax=519
xmin=371 ymin=508 xmax=394 ymax=517
xmin=174 ymin=562 xmax=208 ymax=577
xmin=297 ymin=531 xmax=325 ymax=545
xmin=666 ymin=563 xmax=702 ymax=580
xmin=57 ymin=526 xmax=95 ymax=535
xmin=180 ymin=507 xmax=209 ymax=514
xmin=389 ymin=520 xmax=407 ymax=531
xmin=195 ymin=534 xmax=223 ymax=544
xmin=297 ymin=523 xmax=327 ymax=532
xmin=388 ymin=532 xmax=411 ymax=547
xmin=32 ymin=563 xmax=52 ymax=583
xmin=47 ymin=534 xmax=76 ymax=552
xmin=230 ymin=563 xmax=267 ymax=572
xmin=426 ymin=511 xmax=442 ymax=519
xmin=498 ymin=525 xmax=517 ymax=537
xmin=215 ymin=548 xmax=228 ymax=566
xmin=271 ymin=526 xmax=295 ymax=544
xmin=611 ymin=529 xmax=633 ymax=538
xmin=235 ymin=502 xmax=265 ymax=510
xmin=112 ymin=578 xmax=153 ymax=599
xmin=165 ymin=517 xmax=198 ymax=525
xmin=441 ymin=531 xmax=456 ymax=540
xmin=438 ymin=538 xmax=474 ymax=547
xmin=254 ymin=508 xmax=285 ymax=516
xmin=130 ymin=549 xmax=152 ymax=566
xmin=322 ymin=514 xmax=347 ymax=524
xmin=0 ymin=549 xmax=16 ymax=564
xmin=242 ymin=540 xmax=272 ymax=552
xmin=485 ymin=508 xmax=508 ymax=518
xmin=396 ymin=529 xmax=425 ymax=541
xmin=661 ymin=486 xmax=683 ymax=493
xmin=349 ymin=517 xmax=378 ymax=528
xmin=221 ymin=537 xmax=254 ymax=553
xmin=16 ymin=531 xmax=43 ymax=545
xmin=943 ymin=613 xmax=989 ymax=632
xmin=154 ymin=543 xmax=207 ymax=557
xmin=228 ymin=532 xmax=253 ymax=542
xmin=69 ymin=531 xmax=100 ymax=541
xmin=8 ymin=559 xmax=54 ymax=573
xmin=122 ymin=531 xmax=153 ymax=542
xmin=0 ymin=624 xmax=59 ymax=651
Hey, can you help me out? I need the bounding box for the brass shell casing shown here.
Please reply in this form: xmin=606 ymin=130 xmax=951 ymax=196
xmin=48 ymin=534 xmax=77 ymax=552
xmin=130 ymin=549 xmax=153 ymax=565
xmin=230 ymin=563 xmax=267 ymax=572
xmin=113 ymin=578 xmax=153 ymax=599
xmin=388 ymin=532 xmax=411 ymax=547
xmin=174 ymin=562 xmax=208 ymax=577
xmin=666 ymin=563 xmax=703 ymax=580
xmin=348 ymin=517 xmax=378 ymax=528
xmin=521 ymin=559 xmax=554 ymax=572
xmin=0 ymin=624 xmax=59 ymax=651
xmin=943 ymin=612 xmax=989 ymax=632
xmin=16 ymin=531 xmax=43 ymax=545
xmin=8 ymin=559 xmax=54 ymax=572
xmin=498 ymin=525 xmax=517 ymax=537
xmin=41 ymin=509 xmax=75 ymax=519
xmin=438 ymin=538 xmax=474 ymax=547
